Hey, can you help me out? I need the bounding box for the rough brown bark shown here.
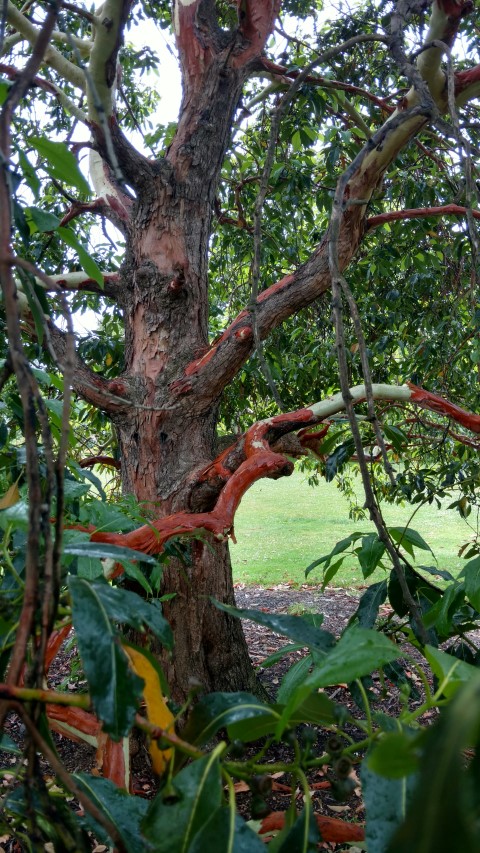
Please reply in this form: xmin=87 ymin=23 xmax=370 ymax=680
xmin=40 ymin=0 xmax=477 ymax=700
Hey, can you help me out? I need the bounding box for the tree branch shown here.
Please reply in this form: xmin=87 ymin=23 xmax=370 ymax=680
xmin=81 ymin=384 xmax=480 ymax=568
xmin=367 ymin=203 xmax=480 ymax=231
xmin=47 ymin=321 xmax=131 ymax=413
xmin=6 ymin=1 xmax=86 ymax=90
xmin=44 ymin=270 xmax=119 ymax=297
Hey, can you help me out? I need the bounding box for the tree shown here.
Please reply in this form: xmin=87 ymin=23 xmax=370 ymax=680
xmin=1 ymin=0 xmax=480 ymax=703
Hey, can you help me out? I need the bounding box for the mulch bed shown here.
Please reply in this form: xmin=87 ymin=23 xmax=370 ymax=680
xmin=1 ymin=584 xmax=428 ymax=851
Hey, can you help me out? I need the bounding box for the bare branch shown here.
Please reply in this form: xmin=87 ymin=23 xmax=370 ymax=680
xmin=367 ymin=203 xmax=480 ymax=231
xmin=79 ymin=384 xmax=480 ymax=568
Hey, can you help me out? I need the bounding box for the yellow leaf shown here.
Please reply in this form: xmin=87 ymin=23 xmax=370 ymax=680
xmin=105 ymin=353 xmax=113 ymax=366
xmin=124 ymin=645 xmax=174 ymax=774
xmin=0 ymin=482 xmax=20 ymax=509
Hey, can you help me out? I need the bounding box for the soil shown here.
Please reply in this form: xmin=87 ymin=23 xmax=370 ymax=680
xmin=0 ymin=584 xmax=429 ymax=851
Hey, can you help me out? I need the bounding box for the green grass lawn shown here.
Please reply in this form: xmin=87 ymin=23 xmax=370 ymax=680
xmin=230 ymin=469 xmax=476 ymax=588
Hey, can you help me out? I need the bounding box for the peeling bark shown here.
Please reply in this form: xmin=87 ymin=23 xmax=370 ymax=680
xmin=21 ymin=0 xmax=478 ymax=698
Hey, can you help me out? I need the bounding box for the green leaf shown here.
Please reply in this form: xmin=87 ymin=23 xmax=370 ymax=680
xmin=212 ymin=601 xmax=336 ymax=654
xmin=228 ymin=690 xmax=340 ymax=742
xmin=383 ymin=424 xmax=409 ymax=452
xmin=182 ymin=692 xmax=277 ymax=746
xmin=424 ymin=645 xmax=479 ymax=698
xmin=142 ymin=751 xmax=223 ymax=852
xmin=189 ymin=809 xmax=265 ymax=853
xmin=351 ymin=581 xmax=388 ymax=629
xmin=357 ymin=534 xmax=385 ymax=578
xmin=73 ymin=775 xmax=150 ymax=853
xmin=388 ymin=526 xmax=433 ymax=556
xmin=385 ymin=675 xmax=480 ymax=853
xmin=25 ymin=206 xmax=61 ymax=233
xmin=58 ymin=227 xmax=104 ymax=285
xmin=30 ymin=137 xmax=90 ymax=195
xmin=0 ymin=732 xmax=21 ymax=754
xmin=305 ymin=533 xmax=364 ymax=577
xmin=88 ymin=580 xmax=173 ymax=649
xmin=367 ymin=732 xmax=421 ymax=778
xmin=0 ymin=499 xmax=29 ymax=527
xmin=419 ymin=564 xmax=454 ymax=582
xmin=277 ymin=655 xmax=313 ymax=703
xmin=362 ymin=760 xmax=417 ymax=853
xmin=459 ymin=556 xmax=480 ymax=610
xmin=424 ymin=582 xmax=465 ymax=637
xmin=275 ymin=808 xmax=320 ymax=852
xmin=68 ymin=576 xmax=143 ymax=738
xmin=303 ymin=627 xmax=402 ymax=691
xmin=257 ymin=642 xmax=306 ymax=669
xmin=325 ymin=439 xmax=355 ymax=481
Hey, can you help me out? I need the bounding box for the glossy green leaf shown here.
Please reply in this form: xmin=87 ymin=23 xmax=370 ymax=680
xmin=367 ymin=731 xmax=422 ymax=778
xmin=30 ymin=137 xmax=90 ymax=195
xmin=305 ymin=533 xmax=363 ymax=577
xmin=277 ymin=655 xmax=313 ymax=703
xmin=459 ymin=556 xmax=480 ymax=610
xmin=388 ymin=527 xmax=433 ymax=556
xmin=425 ymin=645 xmax=479 ymax=698
xmin=386 ymin=676 xmax=480 ymax=852
xmin=189 ymin=808 xmax=265 ymax=852
xmin=351 ymin=581 xmax=388 ymax=629
xmin=325 ymin=439 xmax=355 ymax=481
xmin=58 ymin=227 xmax=104 ymax=285
xmin=212 ymin=601 xmax=335 ymax=654
xmin=303 ymin=627 xmax=402 ymax=691
xmin=68 ymin=576 xmax=143 ymax=738
xmin=0 ymin=732 xmax=21 ymax=754
xmin=227 ymin=691 xmax=339 ymax=742
xmin=182 ymin=692 xmax=277 ymax=746
xmin=357 ymin=534 xmax=385 ymax=578
xmin=362 ymin=761 xmax=417 ymax=853
xmin=87 ymin=580 xmax=173 ymax=648
xmin=25 ymin=206 xmax=61 ymax=233
xmin=73 ymin=775 xmax=150 ymax=853
xmin=142 ymin=751 xmax=223 ymax=852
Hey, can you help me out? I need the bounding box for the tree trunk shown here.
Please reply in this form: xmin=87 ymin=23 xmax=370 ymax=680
xmin=114 ymin=393 xmax=262 ymax=700
xmin=160 ymin=541 xmax=260 ymax=699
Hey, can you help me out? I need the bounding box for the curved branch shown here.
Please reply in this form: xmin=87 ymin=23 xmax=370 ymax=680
xmin=42 ymin=270 xmax=119 ymax=298
xmin=367 ymin=203 xmax=480 ymax=231
xmin=79 ymin=455 xmax=121 ymax=469
xmin=48 ymin=321 xmax=131 ymax=414
xmin=83 ymin=384 xmax=480 ymax=569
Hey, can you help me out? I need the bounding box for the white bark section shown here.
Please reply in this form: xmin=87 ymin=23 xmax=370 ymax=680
xmin=88 ymin=0 xmax=124 ymax=118
xmin=416 ymin=0 xmax=450 ymax=100
xmin=39 ymin=271 xmax=111 ymax=289
xmin=308 ymin=384 xmax=412 ymax=420
xmin=6 ymin=2 xmax=86 ymax=91
xmin=89 ymin=150 xmax=131 ymax=216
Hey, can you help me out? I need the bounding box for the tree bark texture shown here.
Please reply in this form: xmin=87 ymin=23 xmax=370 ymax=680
xmin=37 ymin=0 xmax=478 ymax=699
